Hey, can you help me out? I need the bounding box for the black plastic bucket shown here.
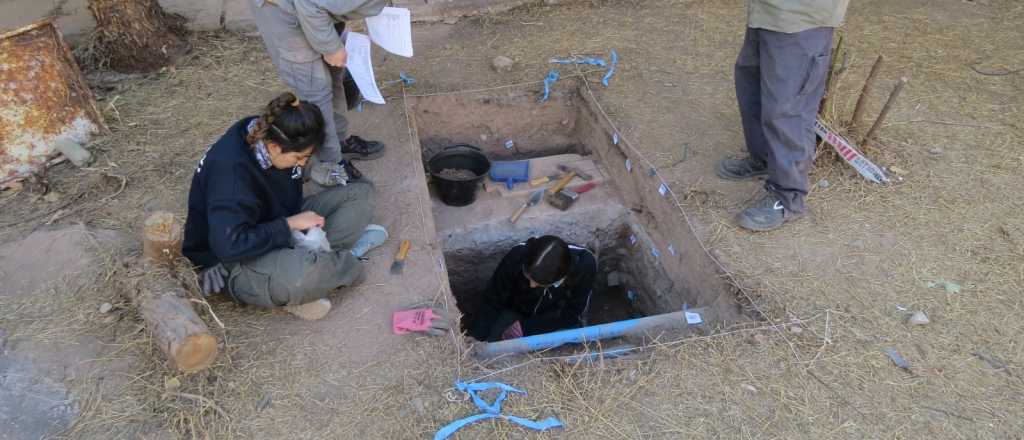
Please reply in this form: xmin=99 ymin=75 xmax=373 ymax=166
xmin=428 ymin=144 xmax=491 ymax=207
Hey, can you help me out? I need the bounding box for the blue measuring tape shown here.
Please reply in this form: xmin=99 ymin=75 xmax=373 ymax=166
xmin=434 ymin=381 xmax=564 ymax=439
xmin=540 ymin=69 xmax=560 ymax=102
xmin=602 ymin=49 xmax=618 ymax=87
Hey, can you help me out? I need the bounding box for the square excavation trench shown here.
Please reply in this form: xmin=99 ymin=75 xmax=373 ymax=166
xmin=409 ymin=83 xmax=750 ymax=346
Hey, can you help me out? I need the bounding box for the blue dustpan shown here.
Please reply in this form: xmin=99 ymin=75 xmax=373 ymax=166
xmin=489 ymin=160 xmax=530 ymax=190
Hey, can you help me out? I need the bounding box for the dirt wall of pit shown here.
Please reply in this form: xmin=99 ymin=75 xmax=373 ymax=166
xmin=573 ymin=84 xmax=746 ymax=322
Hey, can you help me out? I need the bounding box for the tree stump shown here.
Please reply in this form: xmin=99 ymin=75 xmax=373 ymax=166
xmin=84 ymin=0 xmax=189 ymax=73
xmin=143 ymin=211 xmax=183 ymax=268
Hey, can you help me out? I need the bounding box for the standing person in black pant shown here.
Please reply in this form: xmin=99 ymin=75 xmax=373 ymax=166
xmin=717 ymin=0 xmax=850 ymax=231
xmin=470 ymin=236 xmax=597 ymax=342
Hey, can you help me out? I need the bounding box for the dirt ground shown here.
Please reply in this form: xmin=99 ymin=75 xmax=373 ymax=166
xmin=1 ymin=0 xmax=1022 ymax=438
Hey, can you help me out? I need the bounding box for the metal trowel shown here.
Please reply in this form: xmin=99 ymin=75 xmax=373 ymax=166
xmin=510 ymin=190 xmax=544 ymax=224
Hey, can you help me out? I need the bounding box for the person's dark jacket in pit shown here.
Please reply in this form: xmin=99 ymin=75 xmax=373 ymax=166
xmin=471 ymin=236 xmax=597 ymax=342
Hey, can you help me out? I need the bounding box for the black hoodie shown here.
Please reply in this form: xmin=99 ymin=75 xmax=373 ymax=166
xmin=471 ymin=243 xmax=597 ymax=341
xmin=182 ymin=117 xmax=301 ymax=269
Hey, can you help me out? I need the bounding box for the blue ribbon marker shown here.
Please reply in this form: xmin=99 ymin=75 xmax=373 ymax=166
xmin=434 ymin=381 xmax=564 ymax=440
xmin=602 ymin=49 xmax=618 ymax=87
xmin=399 ymin=71 xmax=416 ymax=85
xmin=540 ymin=69 xmax=560 ymax=102
xmin=549 ymin=56 xmax=607 ymax=67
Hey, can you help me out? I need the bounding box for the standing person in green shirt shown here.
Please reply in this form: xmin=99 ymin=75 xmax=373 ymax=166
xmin=717 ymin=0 xmax=850 ymax=231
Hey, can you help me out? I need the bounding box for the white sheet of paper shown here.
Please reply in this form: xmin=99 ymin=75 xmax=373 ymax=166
xmin=365 ymin=7 xmax=413 ymax=57
xmin=344 ymin=32 xmax=385 ymax=104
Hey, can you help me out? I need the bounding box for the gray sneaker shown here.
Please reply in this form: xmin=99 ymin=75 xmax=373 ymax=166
xmin=716 ymin=156 xmax=769 ymax=181
xmin=349 ymin=224 xmax=388 ymax=258
xmin=736 ymin=193 xmax=803 ymax=232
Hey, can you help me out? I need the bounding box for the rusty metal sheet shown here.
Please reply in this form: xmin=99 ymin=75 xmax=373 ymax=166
xmin=0 ymin=19 xmax=105 ymax=187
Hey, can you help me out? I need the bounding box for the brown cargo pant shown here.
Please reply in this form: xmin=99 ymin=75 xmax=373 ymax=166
xmin=225 ymin=181 xmax=374 ymax=307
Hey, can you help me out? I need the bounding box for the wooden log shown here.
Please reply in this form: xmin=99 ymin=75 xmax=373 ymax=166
xmin=860 ymin=76 xmax=908 ymax=150
xmin=133 ymin=269 xmax=219 ymax=372
xmin=851 ymin=55 xmax=885 ymax=132
xmin=143 ymin=211 xmax=183 ymax=267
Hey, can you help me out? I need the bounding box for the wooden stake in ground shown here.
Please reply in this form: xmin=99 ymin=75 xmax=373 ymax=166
xmin=851 ymin=55 xmax=885 ymax=132
xmin=127 ymin=211 xmax=218 ymax=372
xmin=819 ymin=34 xmax=846 ymax=119
xmin=861 ymin=76 xmax=908 ymax=150
xmin=84 ymin=0 xmax=189 ymax=73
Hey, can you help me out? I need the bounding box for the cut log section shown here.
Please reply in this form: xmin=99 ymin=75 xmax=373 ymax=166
xmin=131 ymin=269 xmax=219 ymax=372
xmin=143 ymin=211 xmax=183 ymax=267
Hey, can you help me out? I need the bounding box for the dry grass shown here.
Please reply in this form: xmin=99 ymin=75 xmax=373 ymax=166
xmin=0 ymin=0 xmax=1022 ymax=438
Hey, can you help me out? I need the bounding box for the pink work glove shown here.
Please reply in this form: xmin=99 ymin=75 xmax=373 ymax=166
xmin=392 ymin=307 xmax=450 ymax=336
xmin=501 ymin=321 xmax=523 ymax=340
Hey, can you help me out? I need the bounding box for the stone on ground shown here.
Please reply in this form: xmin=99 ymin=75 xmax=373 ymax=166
xmin=491 ymin=55 xmax=515 ymax=73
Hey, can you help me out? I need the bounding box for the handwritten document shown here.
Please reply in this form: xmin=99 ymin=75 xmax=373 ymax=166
xmin=365 ymin=7 xmax=413 ymax=58
xmin=344 ymin=32 xmax=385 ymax=104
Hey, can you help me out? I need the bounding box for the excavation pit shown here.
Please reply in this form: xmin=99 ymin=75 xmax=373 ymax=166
xmin=409 ymin=84 xmax=749 ymax=348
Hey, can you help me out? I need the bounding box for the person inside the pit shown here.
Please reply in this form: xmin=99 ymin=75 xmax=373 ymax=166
xmin=470 ymin=235 xmax=598 ymax=341
xmin=182 ymin=92 xmax=388 ymax=321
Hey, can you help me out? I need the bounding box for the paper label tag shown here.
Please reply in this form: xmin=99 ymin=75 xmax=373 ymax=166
xmin=625 ymin=158 xmax=632 ymax=172
xmin=612 ymin=132 xmax=620 ymax=145
xmin=685 ymin=311 xmax=703 ymax=325
xmin=658 ymin=183 xmax=668 ymax=196
xmin=667 ymin=244 xmax=676 ymax=256
xmin=629 ymin=234 xmax=637 ymax=246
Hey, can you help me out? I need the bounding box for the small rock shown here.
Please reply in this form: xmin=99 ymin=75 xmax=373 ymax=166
xmin=98 ymin=302 xmax=113 ymax=314
xmin=543 ymin=0 xmax=561 ymax=4
xmin=442 ymin=17 xmax=459 ymax=25
xmin=491 ymin=56 xmax=515 ymax=73
xmin=479 ymin=134 xmax=488 ymax=141
xmin=889 ymin=165 xmax=908 ymax=175
xmin=817 ymin=179 xmax=830 ymax=189
xmin=752 ymin=333 xmax=768 ymax=345
xmin=789 ymin=326 xmax=803 ymax=334
xmin=164 ymin=376 xmax=181 ymax=391
xmin=741 ymin=384 xmax=758 ymax=393
xmin=928 ymin=147 xmax=944 ymax=155
xmin=54 ymin=138 xmax=93 ymax=167
xmin=42 ymin=191 xmax=61 ymax=203
xmin=908 ymin=311 xmax=930 ymax=326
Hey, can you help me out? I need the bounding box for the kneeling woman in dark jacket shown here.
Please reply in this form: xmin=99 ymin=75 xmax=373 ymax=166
xmin=470 ymin=236 xmax=597 ymax=341
xmin=182 ymin=92 xmax=387 ymax=320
